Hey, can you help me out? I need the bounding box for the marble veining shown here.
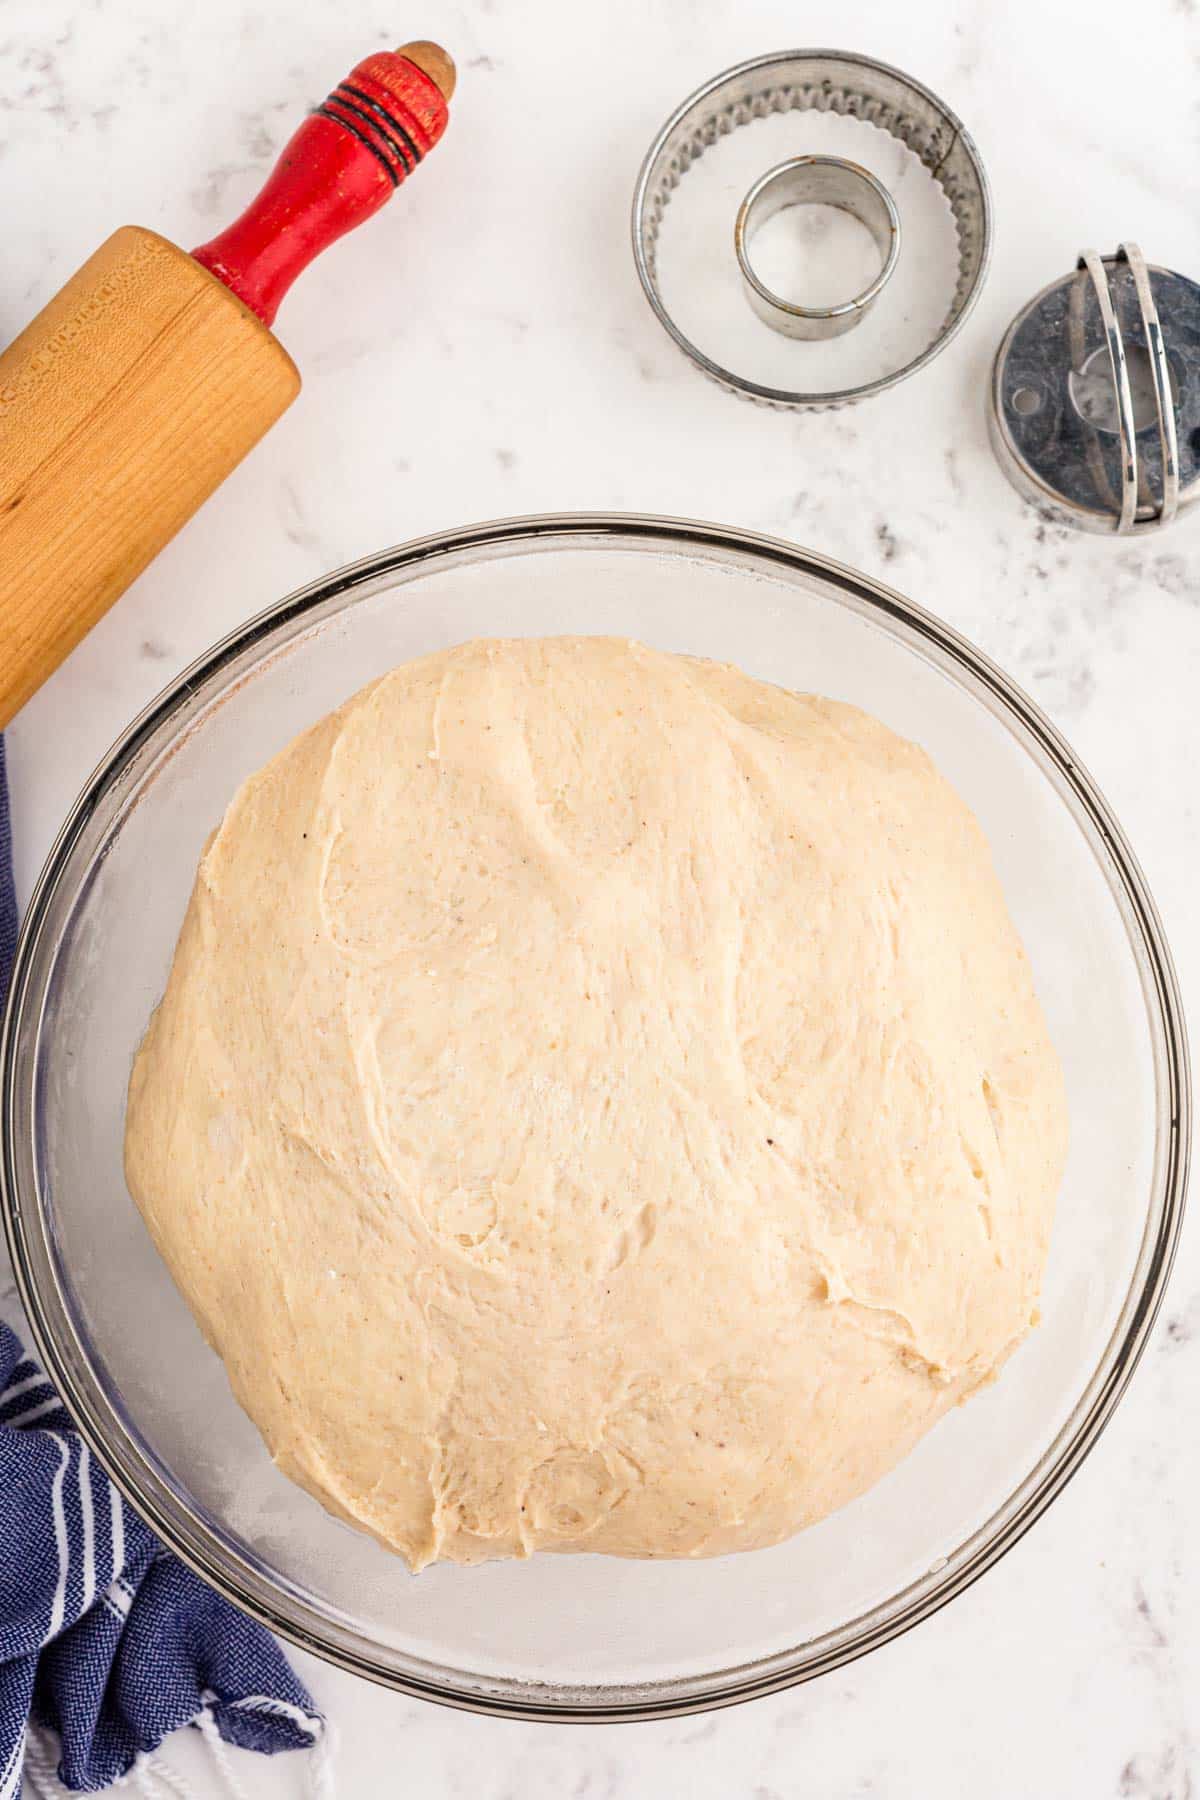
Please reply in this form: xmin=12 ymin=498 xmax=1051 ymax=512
xmin=1 ymin=0 xmax=1198 ymax=1793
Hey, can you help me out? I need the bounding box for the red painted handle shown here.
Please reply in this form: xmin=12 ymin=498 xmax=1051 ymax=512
xmin=192 ymin=48 xmax=451 ymax=327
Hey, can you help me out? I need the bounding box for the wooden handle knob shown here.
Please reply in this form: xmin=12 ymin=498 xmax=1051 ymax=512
xmin=192 ymin=45 xmax=453 ymax=326
xmin=398 ymin=41 xmax=457 ymax=101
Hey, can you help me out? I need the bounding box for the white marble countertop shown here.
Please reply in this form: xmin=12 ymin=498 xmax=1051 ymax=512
xmin=2 ymin=0 xmax=1199 ymax=1793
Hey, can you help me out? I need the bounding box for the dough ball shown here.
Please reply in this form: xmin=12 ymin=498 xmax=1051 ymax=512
xmin=125 ymin=637 xmax=1067 ymax=1570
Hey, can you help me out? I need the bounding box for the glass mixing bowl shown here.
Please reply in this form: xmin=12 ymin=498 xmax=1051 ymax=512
xmin=1 ymin=515 xmax=1189 ymax=1721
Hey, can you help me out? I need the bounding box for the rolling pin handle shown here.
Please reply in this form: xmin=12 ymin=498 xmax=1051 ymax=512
xmin=191 ymin=43 xmax=454 ymax=327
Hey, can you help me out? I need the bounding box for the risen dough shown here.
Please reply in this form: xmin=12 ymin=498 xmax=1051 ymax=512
xmin=125 ymin=637 xmax=1067 ymax=1571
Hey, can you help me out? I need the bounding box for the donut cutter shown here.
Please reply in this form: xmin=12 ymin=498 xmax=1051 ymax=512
xmin=631 ymin=48 xmax=993 ymax=409
xmin=990 ymin=243 xmax=1200 ymax=534
xmin=734 ymin=154 xmax=901 ymax=340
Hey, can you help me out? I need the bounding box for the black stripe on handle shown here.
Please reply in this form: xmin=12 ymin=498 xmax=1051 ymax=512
xmin=315 ymin=101 xmax=401 ymax=187
xmin=339 ymin=80 xmax=423 ymax=167
xmin=328 ymin=90 xmax=414 ymax=175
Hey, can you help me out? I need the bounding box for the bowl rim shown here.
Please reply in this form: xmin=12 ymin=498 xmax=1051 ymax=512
xmin=2 ymin=511 xmax=1190 ymax=1722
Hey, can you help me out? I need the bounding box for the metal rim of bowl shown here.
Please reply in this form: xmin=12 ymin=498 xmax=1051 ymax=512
xmin=1 ymin=512 xmax=1189 ymax=1722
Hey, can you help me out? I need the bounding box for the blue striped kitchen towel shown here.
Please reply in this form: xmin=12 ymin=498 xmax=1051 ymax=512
xmin=0 ymin=738 xmax=329 ymax=1796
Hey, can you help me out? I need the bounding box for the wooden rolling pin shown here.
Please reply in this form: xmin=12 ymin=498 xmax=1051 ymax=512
xmin=0 ymin=39 xmax=455 ymax=727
